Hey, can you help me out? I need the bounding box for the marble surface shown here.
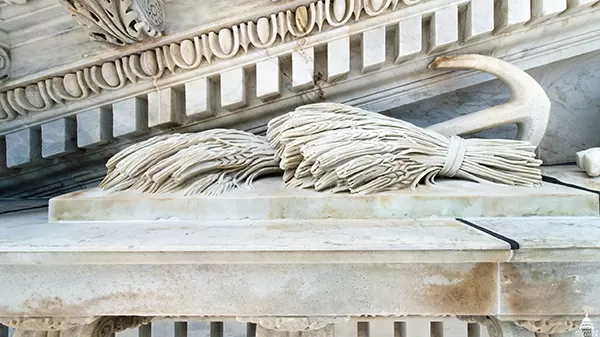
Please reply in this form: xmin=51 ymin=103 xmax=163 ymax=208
xmin=0 ymin=208 xmax=512 ymax=264
xmin=4 ymin=210 xmax=600 ymax=316
xmin=48 ymin=177 xmax=600 ymax=222
xmin=542 ymin=165 xmax=600 ymax=192
xmin=389 ymin=50 xmax=600 ymax=165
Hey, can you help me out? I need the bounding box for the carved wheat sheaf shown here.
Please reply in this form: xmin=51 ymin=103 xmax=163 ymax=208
xmin=99 ymin=129 xmax=282 ymax=196
xmin=0 ymin=0 xmax=424 ymax=122
xmin=96 ymin=53 xmax=545 ymax=196
xmin=100 ymin=102 xmax=542 ymax=197
xmin=266 ymin=103 xmax=542 ymax=194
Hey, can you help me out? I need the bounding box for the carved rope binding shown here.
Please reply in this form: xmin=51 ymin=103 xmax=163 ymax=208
xmin=0 ymin=0 xmax=424 ymax=123
xmin=59 ymin=0 xmax=165 ymax=46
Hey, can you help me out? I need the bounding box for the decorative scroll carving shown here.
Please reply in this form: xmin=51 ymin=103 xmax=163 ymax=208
xmin=59 ymin=0 xmax=165 ymax=46
xmin=513 ymin=318 xmax=582 ymax=334
xmin=0 ymin=0 xmax=427 ymax=123
xmin=0 ymin=47 xmax=10 ymax=85
xmin=0 ymin=316 xmax=153 ymax=337
xmin=238 ymin=317 xmax=349 ymax=337
xmin=459 ymin=316 xmax=582 ymax=337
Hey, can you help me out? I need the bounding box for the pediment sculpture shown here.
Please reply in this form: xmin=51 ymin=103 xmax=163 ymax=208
xmin=98 ymin=54 xmax=550 ymax=196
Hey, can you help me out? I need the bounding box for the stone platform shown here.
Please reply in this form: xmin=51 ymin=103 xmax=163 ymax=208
xmin=49 ymin=177 xmax=599 ymax=222
xmin=3 ymin=205 xmax=600 ymax=317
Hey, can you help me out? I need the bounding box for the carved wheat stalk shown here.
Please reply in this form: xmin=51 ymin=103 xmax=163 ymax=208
xmin=99 ymin=129 xmax=282 ymax=196
xmin=266 ymin=102 xmax=542 ymax=194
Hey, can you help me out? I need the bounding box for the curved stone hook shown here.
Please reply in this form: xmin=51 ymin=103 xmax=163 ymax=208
xmin=426 ymin=54 xmax=551 ymax=148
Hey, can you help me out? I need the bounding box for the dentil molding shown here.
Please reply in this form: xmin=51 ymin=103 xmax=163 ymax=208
xmin=0 ymin=0 xmax=429 ymax=123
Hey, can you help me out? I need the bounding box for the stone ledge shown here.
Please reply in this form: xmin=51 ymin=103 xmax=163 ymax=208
xmin=48 ymin=178 xmax=600 ymax=222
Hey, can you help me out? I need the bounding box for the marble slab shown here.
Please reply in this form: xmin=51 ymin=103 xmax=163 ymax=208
xmin=464 ymin=216 xmax=600 ymax=262
xmin=49 ymin=177 xmax=599 ymax=222
xmin=542 ymin=164 xmax=600 ymax=192
xmin=0 ymin=211 xmax=511 ymax=264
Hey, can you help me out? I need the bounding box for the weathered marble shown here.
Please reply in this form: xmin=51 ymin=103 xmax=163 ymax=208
xmin=148 ymin=88 xmax=185 ymax=127
xmin=0 ymin=210 xmax=511 ymax=263
xmin=185 ymin=78 xmax=213 ymax=119
xmin=389 ymin=50 xmax=600 ymax=164
xmin=4 ymin=206 xmax=600 ymax=317
xmin=76 ymin=108 xmax=113 ymax=148
xmin=541 ymin=165 xmax=600 ymax=192
xmin=112 ymin=98 xmax=149 ymax=138
xmin=463 ymin=216 xmax=600 ymax=262
xmin=41 ymin=118 xmax=77 ymax=158
xmin=48 ymin=177 xmax=599 ymax=222
xmin=5 ymin=128 xmax=41 ymax=168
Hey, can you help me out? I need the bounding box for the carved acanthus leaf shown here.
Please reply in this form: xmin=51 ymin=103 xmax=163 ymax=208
xmin=59 ymin=0 xmax=165 ymax=46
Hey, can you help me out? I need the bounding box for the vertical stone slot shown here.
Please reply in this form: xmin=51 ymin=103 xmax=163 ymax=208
xmin=430 ymin=322 xmax=443 ymax=337
xmin=0 ymin=137 xmax=7 ymax=174
xmin=394 ymin=322 xmax=406 ymax=337
xmin=211 ymin=322 xmax=224 ymax=337
xmin=357 ymin=322 xmax=370 ymax=337
xmin=467 ymin=323 xmax=481 ymax=337
xmin=138 ymin=322 xmax=152 ymax=337
xmin=246 ymin=323 xmax=257 ymax=337
xmin=174 ymin=322 xmax=188 ymax=337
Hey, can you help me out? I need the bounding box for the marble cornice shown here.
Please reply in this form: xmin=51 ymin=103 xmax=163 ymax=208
xmin=0 ymin=0 xmax=435 ymax=125
xmin=4 ymin=0 xmax=599 ymax=129
xmin=1 ymin=3 xmax=599 ymax=131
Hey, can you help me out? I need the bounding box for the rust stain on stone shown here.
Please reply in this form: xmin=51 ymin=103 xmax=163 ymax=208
xmin=501 ymin=263 xmax=582 ymax=315
xmin=7 ymin=291 xmax=154 ymax=317
xmin=422 ymin=263 xmax=496 ymax=313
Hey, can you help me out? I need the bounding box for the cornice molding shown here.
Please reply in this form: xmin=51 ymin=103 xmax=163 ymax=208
xmin=0 ymin=0 xmax=431 ymax=123
xmin=1 ymin=0 xmax=598 ymax=130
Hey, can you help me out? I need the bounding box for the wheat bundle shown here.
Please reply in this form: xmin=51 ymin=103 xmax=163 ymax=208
xmin=266 ymin=102 xmax=542 ymax=194
xmin=99 ymin=129 xmax=282 ymax=196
